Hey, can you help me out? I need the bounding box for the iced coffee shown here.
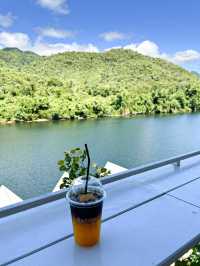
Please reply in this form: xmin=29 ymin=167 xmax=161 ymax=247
xmin=67 ymin=176 xmax=105 ymax=247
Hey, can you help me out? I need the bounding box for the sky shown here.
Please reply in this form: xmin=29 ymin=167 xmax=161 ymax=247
xmin=0 ymin=0 xmax=200 ymax=71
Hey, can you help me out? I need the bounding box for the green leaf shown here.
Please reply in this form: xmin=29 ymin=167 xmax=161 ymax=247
xmin=58 ymin=160 xmax=65 ymax=166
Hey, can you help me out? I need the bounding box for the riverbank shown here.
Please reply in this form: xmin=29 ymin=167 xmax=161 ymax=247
xmin=0 ymin=114 xmax=126 ymax=125
xmin=0 ymin=118 xmax=49 ymax=125
xmin=0 ymin=110 xmax=192 ymax=126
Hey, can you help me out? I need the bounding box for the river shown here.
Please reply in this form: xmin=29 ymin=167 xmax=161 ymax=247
xmin=1 ymin=113 xmax=200 ymax=199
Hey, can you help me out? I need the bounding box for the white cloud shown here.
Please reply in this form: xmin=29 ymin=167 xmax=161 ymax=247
xmin=100 ymin=31 xmax=128 ymax=42
xmin=0 ymin=32 xmax=31 ymax=50
xmin=172 ymin=50 xmax=200 ymax=63
xmin=0 ymin=31 xmax=99 ymax=55
xmin=37 ymin=27 xmax=75 ymax=39
xmin=0 ymin=12 xmax=15 ymax=28
xmin=124 ymin=40 xmax=160 ymax=57
xmin=37 ymin=0 xmax=69 ymax=14
xmin=32 ymin=40 xmax=99 ymax=55
xmin=107 ymin=40 xmax=200 ymax=66
xmin=0 ymin=32 xmax=99 ymax=56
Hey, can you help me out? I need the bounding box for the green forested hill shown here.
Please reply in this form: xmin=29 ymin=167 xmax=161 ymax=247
xmin=0 ymin=47 xmax=200 ymax=122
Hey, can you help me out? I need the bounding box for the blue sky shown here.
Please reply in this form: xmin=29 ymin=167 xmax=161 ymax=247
xmin=0 ymin=0 xmax=200 ymax=71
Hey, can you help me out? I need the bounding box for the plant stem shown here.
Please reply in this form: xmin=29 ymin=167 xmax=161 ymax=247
xmin=84 ymin=144 xmax=90 ymax=194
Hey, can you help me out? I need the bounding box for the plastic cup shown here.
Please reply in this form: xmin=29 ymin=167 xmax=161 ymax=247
xmin=67 ymin=183 xmax=105 ymax=247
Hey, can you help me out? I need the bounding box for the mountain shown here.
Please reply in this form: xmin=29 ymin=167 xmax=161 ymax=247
xmin=0 ymin=48 xmax=200 ymax=122
xmin=0 ymin=48 xmax=39 ymax=68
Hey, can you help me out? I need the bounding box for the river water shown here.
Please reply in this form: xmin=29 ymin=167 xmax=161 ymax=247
xmin=1 ymin=114 xmax=200 ymax=199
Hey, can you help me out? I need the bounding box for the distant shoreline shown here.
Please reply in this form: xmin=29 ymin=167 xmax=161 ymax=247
xmin=0 ymin=118 xmax=49 ymax=125
xmin=0 ymin=116 xmax=121 ymax=125
xmin=0 ymin=111 xmax=196 ymax=126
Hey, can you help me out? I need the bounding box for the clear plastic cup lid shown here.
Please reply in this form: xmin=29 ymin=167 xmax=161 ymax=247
xmin=67 ymin=176 xmax=106 ymax=206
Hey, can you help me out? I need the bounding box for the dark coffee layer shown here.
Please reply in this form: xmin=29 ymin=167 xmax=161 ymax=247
xmin=70 ymin=201 xmax=103 ymax=220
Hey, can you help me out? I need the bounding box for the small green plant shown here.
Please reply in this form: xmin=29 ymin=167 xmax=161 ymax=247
xmin=175 ymin=244 xmax=200 ymax=266
xmin=58 ymin=147 xmax=110 ymax=189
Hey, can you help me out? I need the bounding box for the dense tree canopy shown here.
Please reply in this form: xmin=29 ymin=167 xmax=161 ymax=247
xmin=0 ymin=47 xmax=200 ymax=122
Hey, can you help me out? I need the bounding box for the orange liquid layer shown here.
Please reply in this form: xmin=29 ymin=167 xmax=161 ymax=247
xmin=72 ymin=216 xmax=101 ymax=247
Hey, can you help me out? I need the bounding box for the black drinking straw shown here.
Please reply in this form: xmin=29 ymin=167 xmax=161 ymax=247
xmin=84 ymin=144 xmax=90 ymax=194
